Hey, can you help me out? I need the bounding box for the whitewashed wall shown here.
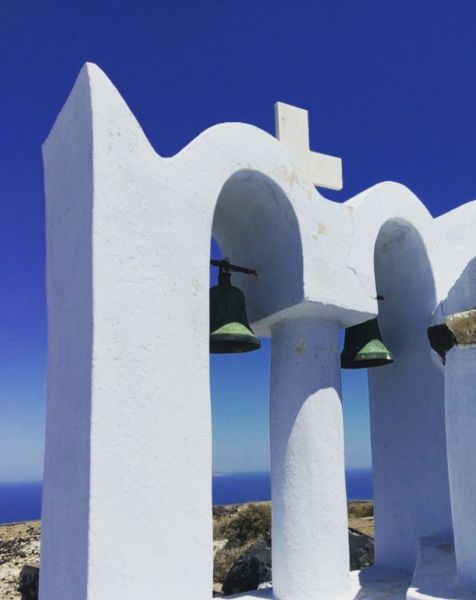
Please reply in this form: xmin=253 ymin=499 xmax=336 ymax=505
xmin=41 ymin=63 xmax=476 ymax=599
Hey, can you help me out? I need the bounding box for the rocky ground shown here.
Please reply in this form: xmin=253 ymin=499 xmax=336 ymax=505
xmin=213 ymin=501 xmax=374 ymax=596
xmin=0 ymin=501 xmax=374 ymax=598
xmin=0 ymin=521 xmax=40 ymax=600
xmin=347 ymin=500 xmax=374 ymax=537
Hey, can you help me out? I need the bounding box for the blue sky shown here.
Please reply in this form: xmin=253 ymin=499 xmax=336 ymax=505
xmin=2 ymin=1 xmax=476 ymax=481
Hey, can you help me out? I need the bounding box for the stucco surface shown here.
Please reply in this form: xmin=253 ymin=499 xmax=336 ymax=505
xmin=406 ymin=536 xmax=476 ymax=600
xmin=230 ymin=568 xmax=411 ymax=599
xmin=445 ymin=345 xmax=476 ymax=592
xmin=368 ymin=221 xmax=452 ymax=572
xmin=270 ymin=319 xmax=348 ymax=599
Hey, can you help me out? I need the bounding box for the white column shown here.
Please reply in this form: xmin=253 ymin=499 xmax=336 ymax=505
xmin=270 ymin=317 xmax=349 ymax=600
xmin=445 ymin=342 xmax=476 ymax=591
xmin=40 ymin=64 xmax=213 ymax=600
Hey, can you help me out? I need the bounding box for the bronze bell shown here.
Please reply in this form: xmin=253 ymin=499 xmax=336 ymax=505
xmin=341 ymin=318 xmax=394 ymax=369
xmin=210 ymin=268 xmax=261 ymax=354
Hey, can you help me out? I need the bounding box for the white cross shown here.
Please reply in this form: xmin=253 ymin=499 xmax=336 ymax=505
xmin=275 ymin=101 xmax=343 ymax=191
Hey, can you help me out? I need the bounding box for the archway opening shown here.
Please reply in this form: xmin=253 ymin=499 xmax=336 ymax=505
xmin=209 ymin=170 xmax=303 ymax=595
xmin=367 ymin=218 xmax=451 ymax=572
xmin=341 ymin=218 xmax=451 ymax=573
xmin=210 ymin=238 xmax=271 ymax=503
xmin=340 ymin=336 xmax=375 ymax=571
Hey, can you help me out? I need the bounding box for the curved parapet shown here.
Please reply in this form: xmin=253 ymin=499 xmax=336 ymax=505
xmin=57 ymin=63 xmax=380 ymax=332
xmin=49 ymin=63 xmax=476 ymax=333
xmin=344 ymin=181 xmax=460 ymax=310
xmin=436 ymin=200 xmax=476 ymax=317
xmin=437 ymin=198 xmax=476 ymax=254
xmin=44 ymin=62 xmax=476 ymax=336
xmin=163 ymin=103 xmax=376 ymax=329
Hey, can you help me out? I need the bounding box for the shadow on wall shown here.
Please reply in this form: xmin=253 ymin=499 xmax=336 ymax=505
xmin=375 ymin=219 xmax=437 ymax=358
xmin=368 ymin=218 xmax=452 ymax=572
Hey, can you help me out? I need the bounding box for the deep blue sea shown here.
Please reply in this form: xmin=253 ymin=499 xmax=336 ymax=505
xmin=213 ymin=469 xmax=373 ymax=505
xmin=0 ymin=482 xmax=43 ymax=524
xmin=0 ymin=470 xmax=372 ymax=523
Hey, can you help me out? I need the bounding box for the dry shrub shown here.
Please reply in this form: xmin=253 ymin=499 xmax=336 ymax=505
xmin=213 ymin=512 xmax=236 ymax=540
xmin=223 ymin=504 xmax=271 ymax=549
xmin=213 ymin=503 xmax=271 ymax=584
xmin=348 ymin=501 xmax=374 ymax=519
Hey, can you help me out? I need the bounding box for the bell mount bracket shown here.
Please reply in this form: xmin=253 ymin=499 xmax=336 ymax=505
xmin=210 ymin=258 xmax=258 ymax=277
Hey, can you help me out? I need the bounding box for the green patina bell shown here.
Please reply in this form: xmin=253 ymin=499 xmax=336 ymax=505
xmin=341 ymin=318 xmax=394 ymax=369
xmin=210 ymin=270 xmax=261 ymax=354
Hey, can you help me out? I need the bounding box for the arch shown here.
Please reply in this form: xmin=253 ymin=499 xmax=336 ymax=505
xmin=344 ymin=181 xmax=454 ymax=307
xmin=209 ymin=169 xmax=351 ymax=598
xmin=209 ymin=168 xmax=305 ymax=592
xmin=375 ymin=218 xmax=437 ymax=356
xmin=367 ymin=218 xmax=452 ymax=574
xmin=211 ymin=169 xmax=304 ymax=333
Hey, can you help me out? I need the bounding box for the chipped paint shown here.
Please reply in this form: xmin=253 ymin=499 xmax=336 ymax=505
xmin=294 ymin=339 xmax=306 ymax=355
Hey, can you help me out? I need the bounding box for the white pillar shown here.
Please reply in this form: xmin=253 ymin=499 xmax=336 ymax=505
xmin=445 ymin=342 xmax=476 ymax=591
xmin=40 ymin=64 xmax=213 ymax=600
xmin=270 ymin=317 xmax=349 ymax=600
